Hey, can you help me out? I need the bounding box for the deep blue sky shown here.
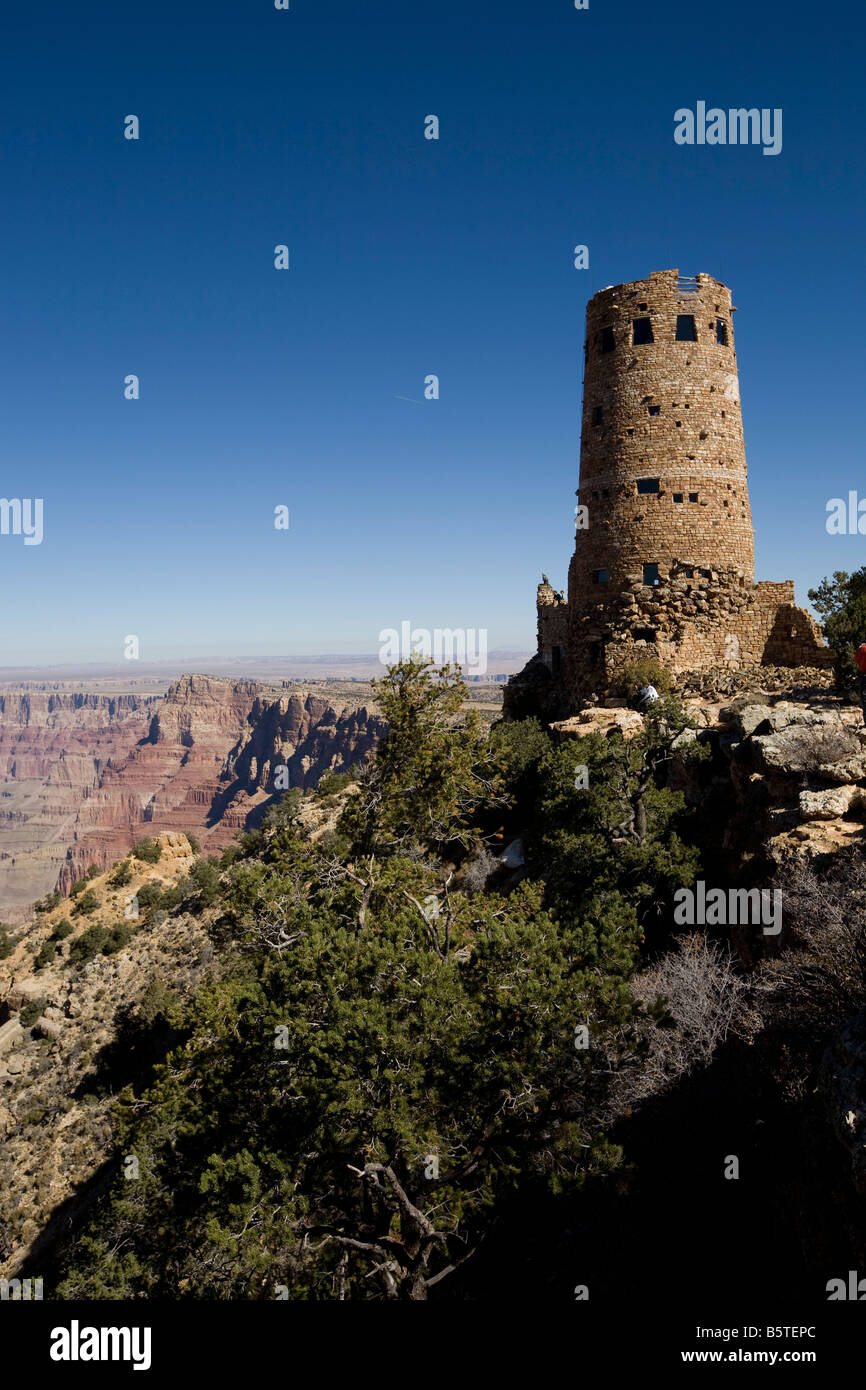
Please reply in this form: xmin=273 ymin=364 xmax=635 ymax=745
xmin=1 ymin=0 xmax=864 ymax=664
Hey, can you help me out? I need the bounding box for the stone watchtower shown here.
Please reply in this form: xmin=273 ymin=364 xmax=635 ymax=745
xmin=570 ymin=270 xmax=753 ymax=605
xmin=508 ymin=270 xmax=830 ymax=717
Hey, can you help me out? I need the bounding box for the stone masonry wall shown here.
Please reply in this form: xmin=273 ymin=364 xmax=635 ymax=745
xmin=569 ymin=270 xmax=753 ymax=610
xmin=509 ymin=270 xmax=832 ymax=719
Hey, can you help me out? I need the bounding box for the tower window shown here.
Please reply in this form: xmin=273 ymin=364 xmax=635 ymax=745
xmin=673 ymin=493 xmax=684 ymax=503
xmin=643 ymin=564 xmax=660 ymax=586
xmin=632 ymin=317 xmax=654 ymax=345
xmin=716 ymin=318 xmax=728 ymax=345
xmin=592 ymin=569 xmax=609 ymax=583
xmin=676 ymin=315 xmax=697 ymax=341
xmin=648 ymin=404 xmax=660 ymax=416
xmin=689 ymin=492 xmax=699 ymax=502
xmin=600 ymin=326 xmax=615 ymax=353
xmin=683 ymin=567 xmax=694 ymax=578
xmin=637 ymin=478 xmax=659 ymax=494
xmin=602 ymin=488 xmax=610 ymax=498
xmin=552 ymin=645 xmax=562 ymax=676
xmin=593 ymin=406 xmax=603 ymax=425
xmin=700 ymin=568 xmax=711 ymax=578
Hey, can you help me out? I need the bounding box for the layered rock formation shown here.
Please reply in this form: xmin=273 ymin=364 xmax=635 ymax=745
xmin=57 ymin=678 xmax=386 ymax=894
xmin=222 ymin=693 xmax=383 ymax=795
xmin=0 ymin=692 xmax=159 ymax=923
xmin=0 ymin=676 xmax=385 ymax=919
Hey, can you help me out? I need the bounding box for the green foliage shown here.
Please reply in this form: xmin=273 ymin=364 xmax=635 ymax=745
xmin=237 ymin=828 xmax=265 ymax=858
xmin=69 ymin=878 xmax=88 ymax=898
xmin=527 ymin=698 xmax=703 ymax=935
xmin=108 ymin=860 xmax=133 ymax=888
xmin=489 ymin=716 xmax=550 ymax=831
xmin=187 ymin=858 xmax=221 ymax=909
xmin=68 ymin=925 xmax=112 ymax=965
xmin=137 ymin=976 xmax=183 ymax=1027
xmin=262 ymin=789 xmax=303 ymax=833
xmin=316 ymin=769 xmax=356 ymax=797
xmin=35 ymin=940 xmax=58 ymax=969
xmin=85 ymin=864 xmax=100 ymax=880
xmin=67 ymin=921 xmax=134 ymax=964
xmin=186 ymin=834 xmax=201 ymax=855
xmin=609 ymin=655 xmax=674 ymax=698
xmin=34 ymin=890 xmax=62 ymax=913
xmin=156 ymin=880 xmax=187 ymax=913
xmin=135 ymin=883 xmax=164 ymax=912
xmin=133 ymin=838 xmax=162 ymax=865
xmin=19 ymin=999 xmax=46 ymax=1027
xmin=51 ymin=919 xmax=74 ymax=941
xmin=0 ymin=927 xmax=14 ymax=959
xmin=338 ymin=658 xmax=506 ymax=858
xmin=72 ymin=890 xmax=100 ymax=917
xmin=808 ymin=568 xmax=866 ymax=695
xmin=51 ymin=665 xmax=706 ymax=1302
xmin=103 ymin=923 xmax=135 ymax=955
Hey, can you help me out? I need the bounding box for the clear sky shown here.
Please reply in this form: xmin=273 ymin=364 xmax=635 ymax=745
xmin=1 ymin=0 xmax=864 ymax=665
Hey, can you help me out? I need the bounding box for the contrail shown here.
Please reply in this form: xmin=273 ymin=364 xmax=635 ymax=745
xmin=393 ymin=395 xmax=424 ymax=404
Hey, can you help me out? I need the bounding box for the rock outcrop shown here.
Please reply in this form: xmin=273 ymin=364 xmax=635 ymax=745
xmin=670 ymin=693 xmax=866 ymax=866
xmin=0 ymin=833 xmax=206 ymax=1278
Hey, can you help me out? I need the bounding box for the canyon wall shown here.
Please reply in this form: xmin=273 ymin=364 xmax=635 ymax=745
xmin=0 ymin=676 xmax=386 ymax=920
xmin=0 ymin=692 xmax=159 ymax=923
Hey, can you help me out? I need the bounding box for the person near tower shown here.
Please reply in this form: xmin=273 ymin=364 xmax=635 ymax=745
xmin=634 ymin=682 xmax=660 ymax=712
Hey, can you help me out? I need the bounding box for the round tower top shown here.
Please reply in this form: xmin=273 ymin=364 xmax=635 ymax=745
xmin=586 ymin=269 xmax=733 ymax=318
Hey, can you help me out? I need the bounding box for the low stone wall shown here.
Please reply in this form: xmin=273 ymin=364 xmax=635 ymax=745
xmin=511 ymin=565 xmax=834 ymax=719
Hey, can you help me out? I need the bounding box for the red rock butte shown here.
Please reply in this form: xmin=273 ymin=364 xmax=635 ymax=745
xmin=507 ymin=269 xmax=831 ymax=716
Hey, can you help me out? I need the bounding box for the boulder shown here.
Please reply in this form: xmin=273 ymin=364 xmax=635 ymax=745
xmin=33 ymin=1015 xmax=63 ymax=1041
xmin=499 ymin=838 xmax=525 ymax=869
xmin=750 ymin=724 xmax=866 ymax=785
xmin=4 ymin=977 xmax=45 ymax=1013
xmin=552 ymin=709 xmax=645 ymax=741
xmin=799 ymin=786 xmax=865 ymax=821
xmin=0 ymin=1018 xmax=25 ymax=1056
xmin=719 ymin=700 xmax=772 ymax=737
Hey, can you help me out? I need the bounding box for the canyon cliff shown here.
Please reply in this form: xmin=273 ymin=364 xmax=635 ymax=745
xmin=0 ymin=676 xmax=385 ymax=920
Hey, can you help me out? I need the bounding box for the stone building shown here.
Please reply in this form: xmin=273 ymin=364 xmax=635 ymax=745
xmin=508 ymin=270 xmax=830 ymax=717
